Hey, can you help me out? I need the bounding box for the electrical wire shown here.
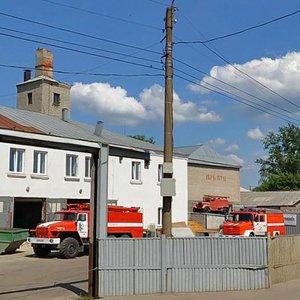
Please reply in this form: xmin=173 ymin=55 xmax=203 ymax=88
xmin=0 ymin=26 xmax=161 ymax=65
xmin=201 ymin=43 xmax=300 ymax=110
xmin=173 ymin=58 xmax=300 ymax=121
xmin=175 ymin=8 xmax=300 ymax=111
xmin=0 ymin=63 xmax=163 ymax=77
xmin=0 ymin=31 xmax=164 ymax=72
xmin=0 ymin=11 xmax=162 ymax=55
xmin=173 ymin=67 xmax=300 ymax=123
xmin=40 ymin=0 xmax=162 ymax=31
xmin=174 ymin=73 xmax=300 ymax=126
xmin=175 ymin=8 xmax=300 ymax=44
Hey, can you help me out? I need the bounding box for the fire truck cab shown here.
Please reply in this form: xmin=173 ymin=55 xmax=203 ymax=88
xmin=222 ymin=208 xmax=285 ymax=237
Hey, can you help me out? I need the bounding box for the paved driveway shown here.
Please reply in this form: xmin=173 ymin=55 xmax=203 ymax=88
xmin=0 ymin=243 xmax=88 ymax=300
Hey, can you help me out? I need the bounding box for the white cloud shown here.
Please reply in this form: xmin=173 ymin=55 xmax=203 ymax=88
xmin=71 ymin=83 xmax=222 ymax=126
xmin=188 ymin=51 xmax=300 ymax=115
xmin=140 ymin=84 xmax=222 ymax=123
xmin=227 ymin=154 xmax=244 ymax=166
xmin=225 ymin=143 xmax=239 ymax=153
xmin=208 ymin=138 xmax=225 ymax=146
xmin=71 ymin=82 xmax=147 ymax=126
xmin=247 ymin=127 xmax=264 ymax=140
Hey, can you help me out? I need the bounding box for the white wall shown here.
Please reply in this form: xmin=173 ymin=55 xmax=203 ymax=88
xmin=0 ymin=142 xmax=91 ymax=199
xmin=0 ymin=141 xmax=189 ymax=229
xmin=107 ymin=152 xmax=188 ymax=228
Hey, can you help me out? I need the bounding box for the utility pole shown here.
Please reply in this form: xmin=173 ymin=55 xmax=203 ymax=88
xmin=162 ymin=5 xmax=175 ymax=237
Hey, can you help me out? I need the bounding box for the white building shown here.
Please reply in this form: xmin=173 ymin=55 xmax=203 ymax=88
xmin=0 ymin=105 xmax=188 ymax=230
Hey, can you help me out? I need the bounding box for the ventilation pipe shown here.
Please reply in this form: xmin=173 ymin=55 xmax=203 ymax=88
xmin=94 ymin=121 xmax=103 ymax=137
xmin=62 ymin=108 xmax=70 ymax=122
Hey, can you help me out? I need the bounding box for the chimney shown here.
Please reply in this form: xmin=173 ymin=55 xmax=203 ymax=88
xmin=94 ymin=121 xmax=103 ymax=137
xmin=62 ymin=108 xmax=70 ymax=122
xmin=35 ymin=48 xmax=53 ymax=78
xmin=23 ymin=69 xmax=31 ymax=81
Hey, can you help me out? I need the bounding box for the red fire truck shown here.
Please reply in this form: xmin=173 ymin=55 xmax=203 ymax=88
xmin=222 ymin=208 xmax=285 ymax=237
xmin=27 ymin=203 xmax=143 ymax=258
xmin=192 ymin=195 xmax=231 ymax=214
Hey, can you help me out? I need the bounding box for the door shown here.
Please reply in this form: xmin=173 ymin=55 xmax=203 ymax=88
xmin=77 ymin=213 xmax=88 ymax=238
xmin=254 ymin=214 xmax=267 ymax=235
xmin=14 ymin=200 xmax=43 ymax=229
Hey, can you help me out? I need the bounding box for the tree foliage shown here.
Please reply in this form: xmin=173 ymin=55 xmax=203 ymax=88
xmin=128 ymin=134 xmax=155 ymax=144
xmin=255 ymin=124 xmax=300 ymax=191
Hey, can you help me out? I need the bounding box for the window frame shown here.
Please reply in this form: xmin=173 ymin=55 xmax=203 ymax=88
xmin=27 ymin=92 xmax=33 ymax=105
xmin=158 ymin=164 xmax=163 ymax=182
xmin=85 ymin=156 xmax=92 ymax=178
xmin=9 ymin=148 xmax=25 ymax=173
xmin=33 ymin=150 xmax=47 ymax=175
xmin=66 ymin=154 xmax=78 ymax=177
xmin=131 ymin=161 xmax=141 ymax=183
xmin=53 ymin=93 xmax=61 ymax=106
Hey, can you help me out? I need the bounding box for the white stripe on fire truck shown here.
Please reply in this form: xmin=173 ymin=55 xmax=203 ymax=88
xmin=108 ymin=223 xmax=143 ymax=227
xmin=267 ymin=223 xmax=285 ymax=226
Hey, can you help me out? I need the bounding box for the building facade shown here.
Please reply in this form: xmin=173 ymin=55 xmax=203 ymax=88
xmin=175 ymin=145 xmax=241 ymax=212
xmin=0 ymin=105 xmax=188 ymax=230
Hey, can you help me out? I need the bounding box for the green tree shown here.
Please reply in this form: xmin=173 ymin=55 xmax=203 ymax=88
xmin=255 ymin=123 xmax=300 ymax=191
xmin=128 ymin=134 xmax=155 ymax=144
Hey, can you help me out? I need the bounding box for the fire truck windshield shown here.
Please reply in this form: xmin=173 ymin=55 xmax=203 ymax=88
xmin=54 ymin=212 xmax=77 ymax=221
xmin=232 ymin=213 xmax=253 ymax=222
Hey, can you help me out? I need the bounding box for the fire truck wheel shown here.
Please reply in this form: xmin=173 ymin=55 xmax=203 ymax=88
xmin=203 ymin=207 xmax=210 ymax=213
xmin=249 ymin=232 xmax=255 ymax=237
xmin=121 ymin=234 xmax=130 ymax=238
xmin=60 ymin=237 xmax=80 ymax=259
xmin=108 ymin=234 xmax=117 ymax=238
xmin=223 ymin=208 xmax=229 ymax=215
xmin=33 ymin=245 xmax=51 ymax=258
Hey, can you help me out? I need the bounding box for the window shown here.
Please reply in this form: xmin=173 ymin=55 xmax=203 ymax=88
xmin=131 ymin=161 xmax=141 ymax=181
xmin=9 ymin=148 xmax=25 ymax=173
xmin=85 ymin=157 xmax=92 ymax=178
xmin=158 ymin=164 xmax=163 ymax=182
xmin=33 ymin=151 xmax=47 ymax=175
xmin=158 ymin=207 xmax=162 ymax=225
xmin=66 ymin=154 xmax=78 ymax=177
xmin=27 ymin=92 xmax=33 ymax=105
xmin=53 ymin=93 xmax=60 ymax=106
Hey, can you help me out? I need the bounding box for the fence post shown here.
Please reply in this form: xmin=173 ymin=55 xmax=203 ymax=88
xmin=161 ymin=234 xmax=167 ymax=293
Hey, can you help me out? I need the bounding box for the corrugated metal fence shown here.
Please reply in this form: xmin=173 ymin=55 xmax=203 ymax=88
xmin=97 ymin=237 xmax=269 ymax=297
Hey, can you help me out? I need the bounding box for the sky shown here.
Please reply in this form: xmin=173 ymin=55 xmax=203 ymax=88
xmin=1 ymin=1 xmax=300 ymax=189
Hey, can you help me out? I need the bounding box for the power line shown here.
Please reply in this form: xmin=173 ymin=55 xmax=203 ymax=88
xmin=0 ymin=26 xmax=161 ymax=65
xmin=174 ymin=73 xmax=300 ymax=126
xmin=173 ymin=57 xmax=300 ymax=121
xmin=175 ymin=8 xmax=300 ymax=111
xmin=173 ymin=67 xmax=300 ymax=123
xmin=201 ymin=43 xmax=300 ymax=110
xmin=59 ymin=41 xmax=163 ymax=81
xmin=0 ymin=31 xmax=164 ymax=72
xmin=40 ymin=0 xmax=162 ymax=31
xmin=0 ymin=63 xmax=163 ymax=78
xmin=175 ymin=8 xmax=300 ymax=44
xmin=0 ymin=11 xmax=162 ymax=55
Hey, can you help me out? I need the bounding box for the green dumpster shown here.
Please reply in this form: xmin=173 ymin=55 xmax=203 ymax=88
xmin=0 ymin=228 xmax=29 ymax=254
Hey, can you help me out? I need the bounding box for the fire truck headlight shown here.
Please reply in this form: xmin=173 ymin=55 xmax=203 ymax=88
xmin=50 ymin=239 xmax=53 ymax=243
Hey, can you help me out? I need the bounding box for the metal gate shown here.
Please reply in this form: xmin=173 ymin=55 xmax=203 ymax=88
xmin=97 ymin=236 xmax=268 ymax=297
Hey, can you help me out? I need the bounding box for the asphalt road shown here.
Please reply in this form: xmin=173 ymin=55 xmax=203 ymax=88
xmin=0 ymin=243 xmax=88 ymax=300
xmin=1 ymin=243 xmax=300 ymax=300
